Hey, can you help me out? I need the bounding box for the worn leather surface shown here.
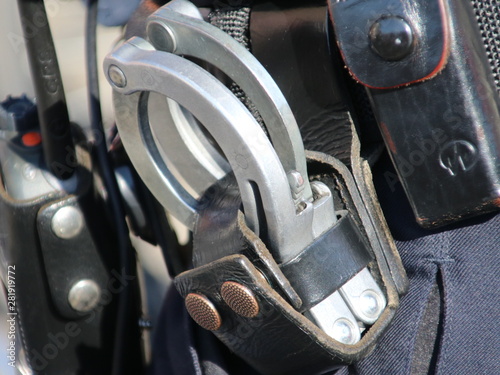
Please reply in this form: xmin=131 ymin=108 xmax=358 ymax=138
xmin=280 ymin=211 xmax=372 ymax=311
xmin=177 ymin=152 xmax=406 ymax=375
xmin=250 ymin=4 xmax=354 ymax=166
xmin=0 ymin=142 xmax=118 ymax=374
xmin=329 ymin=0 xmax=450 ymax=89
xmin=366 ymin=0 xmax=500 ymax=227
xmin=175 ymin=253 xmax=394 ymax=375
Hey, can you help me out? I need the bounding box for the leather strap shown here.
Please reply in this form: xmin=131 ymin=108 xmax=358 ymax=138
xmin=329 ymin=0 xmax=450 ymax=89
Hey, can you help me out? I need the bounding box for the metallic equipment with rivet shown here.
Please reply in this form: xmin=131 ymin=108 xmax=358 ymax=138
xmin=221 ymin=281 xmax=260 ymax=318
xmin=68 ymin=279 xmax=101 ymax=313
xmin=108 ymin=64 xmax=127 ymax=88
xmin=185 ymin=293 xmax=222 ymax=331
xmin=369 ymin=16 xmax=414 ymax=61
xmin=105 ymin=0 xmax=388 ymax=345
xmin=51 ymin=206 xmax=84 ymax=239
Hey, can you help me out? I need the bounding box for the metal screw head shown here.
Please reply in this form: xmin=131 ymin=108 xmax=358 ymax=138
xmin=51 ymin=206 xmax=84 ymax=239
xmin=369 ymin=16 xmax=414 ymax=61
xmin=185 ymin=293 xmax=221 ymax=331
xmin=331 ymin=318 xmax=357 ymax=345
xmin=359 ymin=290 xmax=384 ymax=319
xmin=68 ymin=279 xmax=101 ymax=313
xmin=108 ymin=65 xmax=127 ymax=88
xmin=221 ymin=281 xmax=259 ymax=318
xmin=147 ymin=21 xmax=177 ymax=53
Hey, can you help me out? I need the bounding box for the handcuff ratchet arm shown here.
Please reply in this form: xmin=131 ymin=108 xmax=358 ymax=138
xmin=105 ymin=38 xmax=305 ymax=258
xmin=146 ymin=0 xmax=314 ymax=204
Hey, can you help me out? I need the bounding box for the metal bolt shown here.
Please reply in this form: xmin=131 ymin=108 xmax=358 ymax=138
xmin=51 ymin=206 xmax=84 ymax=239
xmin=331 ymin=318 xmax=357 ymax=345
xmin=22 ymin=163 xmax=37 ymax=180
xmin=147 ymin=21 xmax=177 ymax=53
xmin=68 ymin=279 xmax=101 ymax=313
xmin=359 ymin=290 xmax=383 ymax=319
xmin=108 ymin=65 xmax=127 ymax=88
xmin=369 ymin=16 xmax=414 ymax=61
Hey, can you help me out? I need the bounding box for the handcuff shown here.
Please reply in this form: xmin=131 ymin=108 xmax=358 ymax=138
xmin=104 ymin=0 xmax=407 ymax=372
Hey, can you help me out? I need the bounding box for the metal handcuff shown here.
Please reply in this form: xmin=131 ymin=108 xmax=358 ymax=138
xmin=104 ymin=0 xmax=386 ymax=345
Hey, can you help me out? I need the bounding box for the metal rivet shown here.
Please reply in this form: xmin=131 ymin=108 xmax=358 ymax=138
xmin=287 ymin=170 xmax=305 ymax=199
xmin=51 ymin=206 xmax=84 ymax=239
xmin=147 ymin=21 xmax=177 ymax=53
xmin=185 ymin=293 xmax=221 ymax=331
xmin=221 ymin=281 xmax=259 ymax=318
xmin=108 ymin=65 xmax=127 ymax=88
xmin=68 ymin=279 xmax=101 ymax=313
xmin=332 ymin=318 xmax=357 ymax=345
xmin=359 ymin=290 xmax=384 ymax=319
xmin=369 ymin=16 xmax=414 ymax=61
xmin=138 ymin=318 xmax=153 ymax=329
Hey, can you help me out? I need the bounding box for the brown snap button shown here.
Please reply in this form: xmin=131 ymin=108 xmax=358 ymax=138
xmin=185 ymin=293 xmax=221 ymax=331
xmin=221 ymin=281 xmax=259 ymax=318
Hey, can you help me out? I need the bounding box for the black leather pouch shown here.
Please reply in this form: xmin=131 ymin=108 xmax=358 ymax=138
xmin=174 ymin=140 xmax=408 ymax=374
xmin=329 ymin=0 xmax=500 ymax=228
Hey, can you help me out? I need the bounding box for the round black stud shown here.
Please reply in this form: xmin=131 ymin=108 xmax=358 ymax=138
xmin=369 ymin=16 xmax=414 ymax=61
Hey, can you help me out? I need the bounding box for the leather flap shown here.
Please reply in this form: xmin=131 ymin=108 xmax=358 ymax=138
xmin=329 ymin=0 xmax=450 ymax=89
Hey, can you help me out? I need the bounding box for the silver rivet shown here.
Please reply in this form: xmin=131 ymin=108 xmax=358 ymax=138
xmin=22 ymin=163 xmax=37 ymax=180
xmin=68 ymin=279 xmax=101 ymax=313
xmin=51 ymin=206 xmax=84 ymax=239
xmin=332 ymin=318 xmax=357 ymax=345
xmin=287 ymin=170 xmax=305 ymax=199
xmin=147 ymin=21 xmax=177 ymax=53
xmin=138 ymin=318 xmax=153 ymax=329
xmin=359 ymin=290 xmax=383 ymax=319
xmin=108 ymin=65 xmax=127 ymax=88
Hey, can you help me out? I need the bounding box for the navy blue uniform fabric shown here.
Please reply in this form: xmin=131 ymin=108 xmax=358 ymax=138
xmin=150 ymin=154 xmax=500 ymax=374
xmin=335 ymin=156 xmax=500 ymax=374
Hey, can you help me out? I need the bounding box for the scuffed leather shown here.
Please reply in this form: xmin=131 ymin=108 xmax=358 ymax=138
xmin=280 ymin=211 xmax=373 ymax=311
xmin=174 ymin=151 xmax=406 ymax=375
xmin=175 ymin=253 xmax=397 ymax=375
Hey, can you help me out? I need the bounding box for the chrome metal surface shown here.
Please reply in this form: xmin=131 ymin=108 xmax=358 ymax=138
xmin=340 ymin=268 xmax=387 ymax=325
xmin=51 ymin=206 xmax=84 ymax=239
xmin=147 ymin=0 xmax=313 ymax=203
xmin=308 ymin=291 xmax=361 ymax=345
xmin=105 ymin=38 xmax=312 ymax=261
xmin=108 ymin=64 xmax=127 ymax=88
xmin=68 ymin=279 xmax=101 ymax=313
xmin=148 ymin=94 xmax=230 ymax=196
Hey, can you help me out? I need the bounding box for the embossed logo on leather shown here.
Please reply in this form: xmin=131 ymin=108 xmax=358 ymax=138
xmin=439 ymin=140 xmax=478 ymax=176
